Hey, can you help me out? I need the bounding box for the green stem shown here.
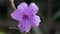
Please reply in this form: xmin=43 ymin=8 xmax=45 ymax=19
xmin=10 ymin=0 xmax=16 ymax=10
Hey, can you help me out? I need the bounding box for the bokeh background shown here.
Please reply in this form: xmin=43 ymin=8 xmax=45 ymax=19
xmin=0 ymin=0 xmax=60 ymax=34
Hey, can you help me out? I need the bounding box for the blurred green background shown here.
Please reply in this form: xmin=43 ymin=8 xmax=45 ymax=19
xmin=0 ymin=0 xmax=60 ymax=34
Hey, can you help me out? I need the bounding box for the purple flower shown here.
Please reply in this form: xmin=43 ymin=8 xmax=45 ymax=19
xmin=11 ymin=2 xmax=41 ymax=32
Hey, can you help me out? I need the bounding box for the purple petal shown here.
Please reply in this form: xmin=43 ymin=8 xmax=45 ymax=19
xmin=27 ymin=3 xmax=39 ymax=15
xmin=28 ymin=15 xmax=41 ymax=27
xmin=11 ymin=3 xmax=28 ymax=21
xmin=18 ymin=19 xmax=31 ymax=32
xmin=11 ymin=9 xmax=23 ymax=21
xmin=18 ymin=2 xmax=28 ymax=12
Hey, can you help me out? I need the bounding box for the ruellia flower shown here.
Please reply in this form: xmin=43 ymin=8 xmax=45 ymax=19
xmin=11 ymin=2 xmax=41 ymax=32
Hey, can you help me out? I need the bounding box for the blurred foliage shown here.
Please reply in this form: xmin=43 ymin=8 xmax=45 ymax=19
xmin=53 ymin=0 xmax=60 ymax=23
xmin=53 ymin=10 xmax=60 ymax=21
xmin=0 ymin=31 xmax=5 ymax=34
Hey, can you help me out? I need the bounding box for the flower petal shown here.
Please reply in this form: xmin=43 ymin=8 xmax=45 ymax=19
xmin=18 ymin=19 xmax=31 ymax=32
xmin=28 ymin=15 xmax=41 ymax=27
xmin=11 ymin=9 xmax=23 ymax=21
xmin=27 ymin=3 xmax=39 ymax=15
xmin=18 ymin=2 xmax=28 ymax=12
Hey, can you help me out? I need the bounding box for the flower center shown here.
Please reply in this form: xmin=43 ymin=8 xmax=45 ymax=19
xmin=23 ymin=14 xmax=28 ymax=19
